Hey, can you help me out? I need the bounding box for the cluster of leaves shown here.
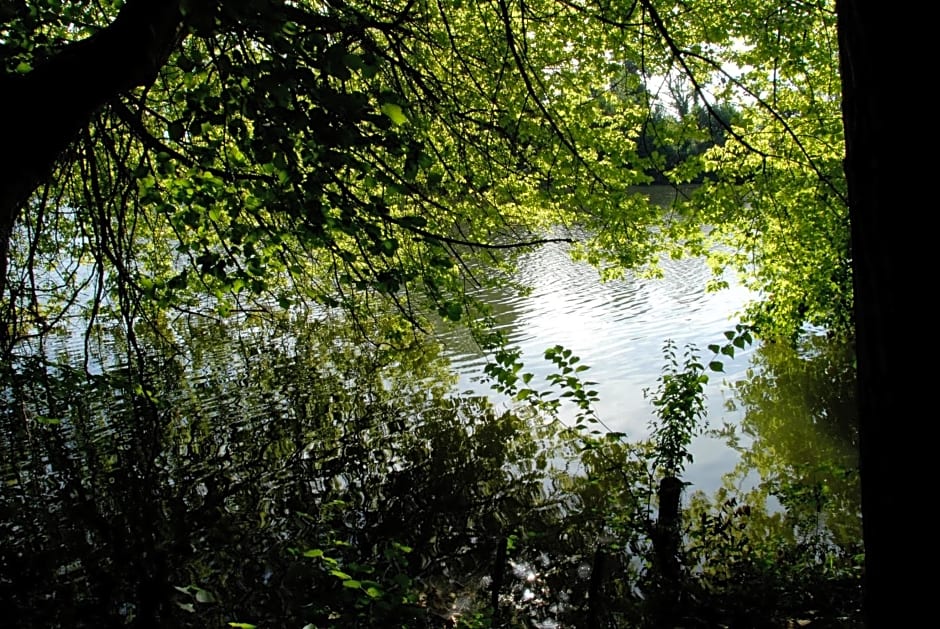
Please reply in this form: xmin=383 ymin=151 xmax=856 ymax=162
xmin=484 ymin=343 xmax=602 ymax=431
xmin=645 ymin=339 xmax=709 ymax=478
xmin=3 ymin=0 xmax=854 ymax=359
xmin=647 ymin=2 xmax=851 ymax=341
xmin=679 ymin=492 xmax=863 ymax=627
xmin=706 ymin=323 xmax=755 ymax=371
xmin=0 ymin=1 xmax=674 ymax=347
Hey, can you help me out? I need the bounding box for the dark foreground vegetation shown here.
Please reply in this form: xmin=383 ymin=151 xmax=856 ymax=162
xmin=1 ymin=313 xmax=862 ymax=628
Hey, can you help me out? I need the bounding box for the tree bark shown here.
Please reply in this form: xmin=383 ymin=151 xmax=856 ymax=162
xmin=837 ymin=2 xmax=924 ymax=626
xmin=0 ymin=0 xmax=185 ymax=301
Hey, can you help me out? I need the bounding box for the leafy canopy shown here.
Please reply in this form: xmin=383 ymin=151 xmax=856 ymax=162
xmin=1 ymin=0 xmax=848 ymax=349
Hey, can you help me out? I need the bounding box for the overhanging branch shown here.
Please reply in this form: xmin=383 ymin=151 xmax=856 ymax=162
xmin=0 ymin=0 xmax=189 ymax=303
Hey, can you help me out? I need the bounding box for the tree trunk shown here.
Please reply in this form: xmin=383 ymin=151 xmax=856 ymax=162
xmin=836 ymin=3 xmax=925 ymax=626
xmin=0 ymin=0 xmax=185 ymax=301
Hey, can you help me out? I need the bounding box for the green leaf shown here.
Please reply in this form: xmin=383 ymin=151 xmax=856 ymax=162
xmin=445 ymin=302 xmax=462 ymax=321
xmin=342 ymin=579 xmax=362 ymax=588
xmin=168 ymin=120 xmax=186 ymax=141
xmin=708 ymin=361 xmax=724 ymax=372
xmin=380 ymin=103 xmax=408 ymax=126
xmin=380 ymin=238 xmax=399 ymax=255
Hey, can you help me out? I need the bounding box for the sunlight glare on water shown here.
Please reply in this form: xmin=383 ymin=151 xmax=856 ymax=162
xmin=436 ymin=240 xmax=757 ymax=495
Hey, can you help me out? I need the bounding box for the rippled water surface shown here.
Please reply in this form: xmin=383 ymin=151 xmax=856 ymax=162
xmin=436 ymin=239 xmax=757 ymax=494
xmin=1 ymin=186 xmax=861 ymax=626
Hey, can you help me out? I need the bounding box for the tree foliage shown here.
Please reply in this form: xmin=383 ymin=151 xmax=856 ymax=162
xmin=1 ymin=0 xmax=851 ymax=352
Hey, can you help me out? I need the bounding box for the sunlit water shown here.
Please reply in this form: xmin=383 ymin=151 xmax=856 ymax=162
xmin=1 ymin=214 xmax=860 ymax=626
xmin=435 ymin=242 xmax=758 ymax=496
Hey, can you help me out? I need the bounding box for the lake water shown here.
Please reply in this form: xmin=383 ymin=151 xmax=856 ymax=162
xmin=435 ymin=240 xmax=757 ymax=496
xmin=0 ymin=188 xmax=860 ymax=627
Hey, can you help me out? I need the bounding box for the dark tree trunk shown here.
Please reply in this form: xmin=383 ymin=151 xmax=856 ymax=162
xmin=0 ymin=0 xmax=185 ymax=300
xmin=837 ymin=3 xmax=925 ymax=626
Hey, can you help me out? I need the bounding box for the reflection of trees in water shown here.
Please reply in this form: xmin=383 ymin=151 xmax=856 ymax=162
xmin=711 ymin=334 xmax=860 ymax=543
xmin=0 ymin=315 xmax=863 ymax=627
xmin=674 ymin=335 xmax=862 ymax=626
xmin=0 ymin=313 xmax=622 ymax=627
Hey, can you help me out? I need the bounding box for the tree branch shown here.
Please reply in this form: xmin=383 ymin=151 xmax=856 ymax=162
xmin=0 ymin=0 xmax=188 ymax=302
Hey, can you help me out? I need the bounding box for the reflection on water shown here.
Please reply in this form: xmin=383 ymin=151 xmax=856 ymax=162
xmin=0 ymin=305 xmax=860 ymax=627
xmin=436 ymin=237 xmax=754 ymax=496
xmin=1 ymin=315 xmax=566 ymax=626
xmin=712 ymin=335 xmax=861 ymax=544
xmin=0 ymin=185 xmax=861 ymax=626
